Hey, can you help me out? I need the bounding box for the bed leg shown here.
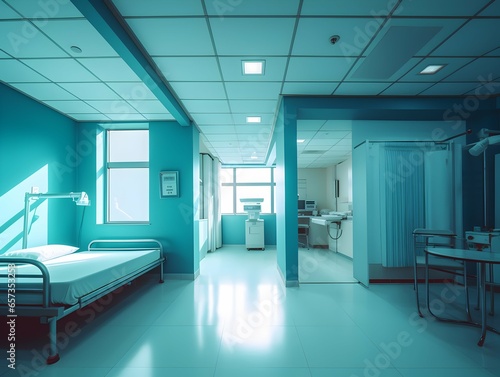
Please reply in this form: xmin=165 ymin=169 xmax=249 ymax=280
xmin=46 ymin=319 xmax=60 ymax=364
xmin=159 ymin=263 xmax=164 ymax=284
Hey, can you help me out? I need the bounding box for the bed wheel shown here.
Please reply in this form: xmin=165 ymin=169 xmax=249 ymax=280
xmin=46 ymin=354 xmax=60 ymax=365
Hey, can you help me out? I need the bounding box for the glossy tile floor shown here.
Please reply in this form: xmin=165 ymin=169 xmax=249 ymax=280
xmin=2 ymin=245 xmax=500 ymax=376
xmin=298 ymin=246 xmax=356 ymax=283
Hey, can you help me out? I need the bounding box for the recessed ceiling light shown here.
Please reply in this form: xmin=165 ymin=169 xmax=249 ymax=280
xmin=297 ymin=139 xmax=305 ymax=143
xmin=242 ymin=60 xmax=265 ymax=75
xmin=246 ymin=116 xmax=261 ymax=123
xmin=419 ymin=64 xmax=445 ymax=75
xmin=70 ymin=45 xmax=82 ymax=54
xmin=250 ymin=155 xmax=259 ymax=160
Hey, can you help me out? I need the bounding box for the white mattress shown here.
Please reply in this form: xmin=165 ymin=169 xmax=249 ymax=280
xmin=1 ymin=249 xmax=161 ymax=306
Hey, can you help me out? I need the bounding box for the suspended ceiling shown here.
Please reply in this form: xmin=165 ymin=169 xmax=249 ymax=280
xmin=1 ymin=0 xmax=499 ymax=167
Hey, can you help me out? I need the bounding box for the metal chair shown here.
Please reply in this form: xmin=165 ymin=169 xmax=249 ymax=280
xmin=413 ymin=229 xmax=470 ymax=319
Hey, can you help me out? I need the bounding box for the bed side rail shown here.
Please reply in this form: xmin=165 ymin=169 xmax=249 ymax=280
xmin=88 ymin=239 xmax=163 ymax=254
xmin=0 ymin=257 xmax=51 ymax=307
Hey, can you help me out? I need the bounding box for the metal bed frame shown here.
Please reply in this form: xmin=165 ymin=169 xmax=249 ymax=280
xmin=0 ymin=239 xmax=165 ymax=364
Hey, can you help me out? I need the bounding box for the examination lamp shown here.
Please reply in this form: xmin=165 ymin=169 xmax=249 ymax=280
xmin=469 ymin=135 xmax=500 ymax=156
xmin=22 ymin=191 xmax=90 ymax=248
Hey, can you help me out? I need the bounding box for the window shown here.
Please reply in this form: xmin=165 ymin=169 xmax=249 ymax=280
xmin=106 ymin=130 xmax=149 ymax=222
xmin=220 ymin=167 xmax=275 ymax=214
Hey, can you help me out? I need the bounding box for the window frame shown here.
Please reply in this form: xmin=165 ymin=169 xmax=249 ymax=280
xmin=105 ymin=129 xmax=150 ymax=224
xmin=220 ymin=167 xmax=276 ymax=214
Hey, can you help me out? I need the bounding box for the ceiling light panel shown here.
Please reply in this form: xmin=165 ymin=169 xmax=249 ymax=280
xmin=242 ymin=61 xmax=264 ymax=75
xmin=419 ymin=64 xmax=445 ymax=75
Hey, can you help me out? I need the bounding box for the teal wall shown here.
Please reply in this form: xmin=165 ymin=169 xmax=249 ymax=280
xmin=77 ymin=121 xmax=200 ymax=277
xmin=0 ymin=84 xmax=78 ymax=252
xmin=221 ymin=214 xmax=277 ymax=245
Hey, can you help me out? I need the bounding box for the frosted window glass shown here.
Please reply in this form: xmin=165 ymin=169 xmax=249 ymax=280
xmin=236 ymin=168 xmax=270 ymax=183
xmin=109 ymin=130 xmax=148 ymax=162
xmin=220 ymin=186 xmax=234 ymax=214
xmin=108 ymin=168 xmax=149 ymax=222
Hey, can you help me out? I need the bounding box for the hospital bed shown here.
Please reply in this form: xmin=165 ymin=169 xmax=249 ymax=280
xmin=0 ymin=239 xmax=165 ymax=364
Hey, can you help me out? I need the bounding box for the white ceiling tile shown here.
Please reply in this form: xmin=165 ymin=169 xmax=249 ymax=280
xmin=192 ymin=113 xmax=233 ymax=125
xmin=127 ymin=100 xmax=169 ymax=114
xmin=205 ymin=0 xmax=300 ymax=16
xmin=297 ymin=120 xmax=326 ymax=131
xmin=286 ymin=57 xmax=355 ymax=81
xmin=104 ymin=113 xmax=147 ymax=121
xmin=334 ymin=82 xmax=390 ymax=95
xmin=5 ymin=0 xmax=83 ymax=18
xmin=67 ymin=113 xmax=111 ymax=121
xmin=232 ymin=114 xmax=273 ymax=125
xmin=301 ymin=0 xmax=398 ymax=15
xmin=106 ymin=82 xmax=157 ymax=100
xmin=316 ymin=131 xmax=350 ymax=139
xmin=321 ymin=120 xmax=352 ymax=131
xmin=199 ymin=125 xmax=236 ymax=134
xmin=225 ymin=82 xmax=281 ymax=100
xmin=0 ymin=21 xmax=68 ymax=58
xmin=305 ymin=145 xmax=330 ymax=151
xmin=0 ymin=49 xmax=10 ymax=58
xmin=381 ymin=83 xmax=433 ymax=95
xmin=43 ymin=100 xmax=100 ymax=113
xmin=297 ymin=131 xmax=317 ymax=139
xmin=77 ymin=58 xmax=141 ymax=82
xmin=395 ymin=0 xmax=490 ymax=16
xmin=431 ymin=19 xmax=498 ymax=57
xmin=85 ymin=100 xmax=138 ymax=114
xmin=204 ymin=134 xmax=240 ymax=142
xmin=142 ymin=113 xmax=175 ymax=120
xmin=293 ymin=18 xmax=378 ymax=57
xmin=113 ymin=0 xmax=204 ymax=16
xmin=307 ymin=139 xmax=339 ymax=146
xmin=153 ymin=57 xmax=222 ymax=81
xmin=34 ymin=20 xmax=118 ymax=57
xmin=59 ymin=83 xmax=121 ymax=100
xmin=369 ymin=18 xmax=466 ymax=57
xmin=182 ymin=100 xmax=230 ymax=113
xmin=218 ymin=56 xmax=287 ymax=81
xmin=282 ymin=82 xmax=338 ymax=95
xmin=445 ymin=58 xmax=500 ymax=82
xmin=480 ymin=0 xmax=500 ymax=15
xmin=229 ymin=100 xmax=278 ymax=113
xmin=0 ymin=2 xmax=21 ymax=19
xmin=210 ymin=18 xmax=295 ymax=55
xmin=420 ymin=82 xmax=482 ymax=96
xmin=21 ymin=58 xmax=98 ymax=82
xmin=9 ymin=82 xmax=76 ymax=100
xmin=0 ymin=59 xmax=48 ymax=82
xmin=399 ymin=58 xmax=474 ymax=82
xmin=125 ymin=18 xmax=214 ymax=56
xmin=169 ymin=82 xmax=226 ymax=100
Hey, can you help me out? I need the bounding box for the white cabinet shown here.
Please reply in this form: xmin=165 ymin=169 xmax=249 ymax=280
xmin=245 ymin=219 xmax=264 ymax=250
xmin=332 ymin=219 xmax=353 ymax=258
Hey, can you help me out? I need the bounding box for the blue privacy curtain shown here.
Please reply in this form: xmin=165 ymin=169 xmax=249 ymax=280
xmin=381 ymin=143 xmax=426 ymax=267
xmin=380 ymin=143 xmax=454 ymax=267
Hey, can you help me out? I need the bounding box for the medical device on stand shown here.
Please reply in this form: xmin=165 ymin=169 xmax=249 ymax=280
xmin=241 ymin=198 xmax=265 ymax=250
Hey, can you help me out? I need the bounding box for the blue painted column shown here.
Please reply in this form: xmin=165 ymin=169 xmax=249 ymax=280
xmin=275 ymin=98 xmax=299 ymax=286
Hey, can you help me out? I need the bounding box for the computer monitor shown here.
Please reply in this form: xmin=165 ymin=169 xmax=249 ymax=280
xmin=298 ymin=199 xmax=305 ymax=210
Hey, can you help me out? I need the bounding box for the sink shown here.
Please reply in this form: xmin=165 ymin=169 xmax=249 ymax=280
xmin=321 ymin=214 xmax=343 ymax=221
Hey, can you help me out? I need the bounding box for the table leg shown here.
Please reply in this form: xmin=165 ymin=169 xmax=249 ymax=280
xmin=478 ymin=262 xmax=487 ymax=347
